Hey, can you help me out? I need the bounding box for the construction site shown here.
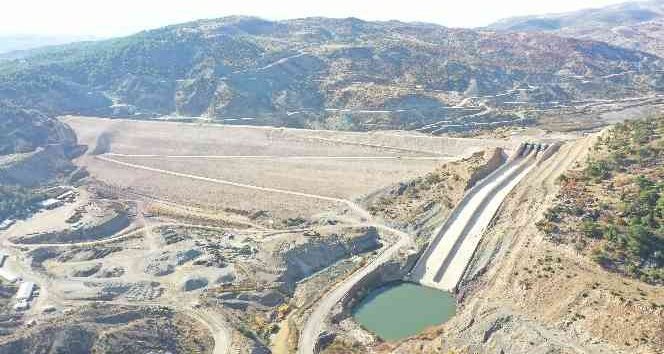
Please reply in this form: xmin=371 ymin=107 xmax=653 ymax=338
xmin=0 ymin=116 xmax=661 ymax=354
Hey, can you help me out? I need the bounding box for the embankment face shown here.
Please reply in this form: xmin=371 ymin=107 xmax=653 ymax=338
xmin=62 ymin=117 xmax=517 ymax=222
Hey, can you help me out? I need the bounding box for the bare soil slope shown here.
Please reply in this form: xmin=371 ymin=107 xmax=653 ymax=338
xmin=64 ymin=117 xmax=512 ymax=221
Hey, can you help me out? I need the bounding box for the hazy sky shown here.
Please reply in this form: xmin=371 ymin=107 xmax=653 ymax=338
xmin=1 ymin=0 xmax=634 ymax=37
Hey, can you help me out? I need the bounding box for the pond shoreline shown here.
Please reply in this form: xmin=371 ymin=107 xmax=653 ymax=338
xmin=352 ymin=281 xmax=457 ymax=341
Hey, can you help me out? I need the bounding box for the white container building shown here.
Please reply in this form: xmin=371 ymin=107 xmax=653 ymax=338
xmin=16 ymin=282 xmax=35 ymax=301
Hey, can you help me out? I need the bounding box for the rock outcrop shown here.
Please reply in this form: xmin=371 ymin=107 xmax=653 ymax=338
xmin=277 ymin=227 xmax=381 ymax=291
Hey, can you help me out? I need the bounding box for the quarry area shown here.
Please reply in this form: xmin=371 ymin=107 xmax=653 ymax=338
xmin=0 ymin=116 xmax=660 ymax=354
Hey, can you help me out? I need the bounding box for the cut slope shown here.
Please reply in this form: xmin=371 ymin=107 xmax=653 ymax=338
xmin=411 ymin=144 xmax=544 ymax=291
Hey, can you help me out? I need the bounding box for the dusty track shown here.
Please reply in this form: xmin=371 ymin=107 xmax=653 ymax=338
xmin=80 ymin=299 xmax=232 ymax=354
xmin=190 ymin=308 xmax=233 ymax=354
xmin=297 ymin=226 xmax=412 ymax=354
xmin=105 ymin=153 xmax=452 ymax=161
xmin=292 ymin=136 xmax=449 ymax=156
xmin=479 ymin=135 xmax=599 ymax=292
xmin=97 ymin=154 xmax=383 ymax=223
xmin=98 ymin=155 xmax=353 ymax=205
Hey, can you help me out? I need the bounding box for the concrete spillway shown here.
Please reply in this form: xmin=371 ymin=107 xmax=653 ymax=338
xmin=410 ymin=143 xmax=549 ymax=292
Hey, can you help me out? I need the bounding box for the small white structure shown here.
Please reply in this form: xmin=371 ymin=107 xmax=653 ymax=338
xmin=16 ymin=282 xmax=35 ymax=301
xmin=56 ymin=190 xmax=76 ymax=201
xmin=0 ymin=268 xmax=18 ymax=283
xmin=40 ymin=199 xmax=63 ymax=210
xmin=13 ymin=299 xmax=29 ymax=311
xmin=42 ymin=305 xmax=56 ymax=313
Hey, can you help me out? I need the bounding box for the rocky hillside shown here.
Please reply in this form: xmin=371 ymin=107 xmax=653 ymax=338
xmin=0 ymin=102 xmax=76 ymax=155
xmin=489 ymin=0 xmax=664 ymax=57
xmin=0 ymin=101 xmax=80 ymax=187
xmin=0 ymin=17 xmax=662 ymax=131
xmin=0 ymin=305 xmax=213 ymax=354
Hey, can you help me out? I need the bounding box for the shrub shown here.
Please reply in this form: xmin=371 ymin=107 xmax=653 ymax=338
xmin=585 ymin=159 xmax=612 ymax=181
xmin=582 ymin=220 xmax=603 ymax=239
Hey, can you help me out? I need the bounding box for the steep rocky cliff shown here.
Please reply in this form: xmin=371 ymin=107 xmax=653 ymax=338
xmin=277 ymin=227 xmax=381 ymax=291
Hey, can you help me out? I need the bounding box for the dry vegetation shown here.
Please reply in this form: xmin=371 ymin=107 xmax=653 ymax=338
xmin=539 ymin=116 xmax=664 ymax=284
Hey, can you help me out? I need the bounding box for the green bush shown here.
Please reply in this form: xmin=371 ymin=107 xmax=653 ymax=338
xmin=582 ymin=220 xmax=603 ymax=239
xmin=585 ymin=159 xmax=612 ymax=181
xmin=542 ymin=115 xmax=664 ymax=284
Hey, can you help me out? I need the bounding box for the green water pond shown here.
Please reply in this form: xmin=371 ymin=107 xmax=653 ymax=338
xmin=352 ymin=282 xmax=456 ymax=341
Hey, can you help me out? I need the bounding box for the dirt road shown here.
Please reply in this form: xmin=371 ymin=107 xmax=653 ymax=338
xmin=190 ymin=308 xmax=233 ymax=354
xmin=297 ymin=226 xmax=412 ymax=354
xmin=96 ymin=299 xmax=232 ymax=354
xmin=98 ymin=155 xmax=352 ymax=204
xmin=105 ymin=153 xmax=452 ymax=161
xmin=97 ymin=154 xmax=387 ymax=223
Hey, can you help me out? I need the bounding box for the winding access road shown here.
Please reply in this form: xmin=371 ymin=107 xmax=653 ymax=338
xmin=410 ymin=143 xmax=544 ymax=291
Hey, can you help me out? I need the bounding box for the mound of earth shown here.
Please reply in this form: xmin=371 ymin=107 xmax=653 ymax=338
xmin=144 ymin=248 xmax=203 ymax=277
xmin=97 ymin=267 xmax=125 ymax=278
xmin=70 ymin=263 xmax=102 ymax=277
xmin=11 ymin=202 xmax=130 ymax=245
xmin=0 ymin=305 xmax=213 ymax=354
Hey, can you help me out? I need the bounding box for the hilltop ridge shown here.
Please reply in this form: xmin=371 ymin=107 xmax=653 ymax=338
xmin=0 ymin=16 xmax=661 ymax=134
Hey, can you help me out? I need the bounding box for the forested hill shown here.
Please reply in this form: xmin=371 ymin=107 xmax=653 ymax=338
xmin=0 ymin=16 xmax=662 ymax=132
